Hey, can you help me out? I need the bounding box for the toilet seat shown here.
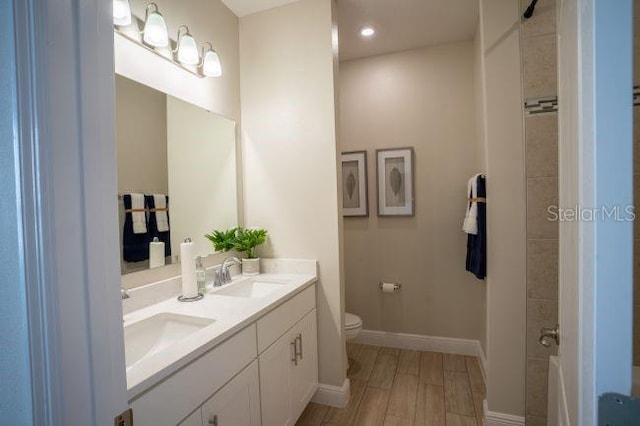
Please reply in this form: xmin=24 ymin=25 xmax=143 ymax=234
xmin=345 ymin=312 xmax=362 ymax=330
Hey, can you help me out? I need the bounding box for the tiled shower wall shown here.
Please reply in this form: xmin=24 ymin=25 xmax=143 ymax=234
xmin=521 ymin=0 xmax=559 ymax=424
xmin=634 ymin=0 xmax=640 ymax=369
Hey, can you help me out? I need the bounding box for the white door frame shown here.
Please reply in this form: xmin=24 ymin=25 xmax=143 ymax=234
xmin=11 ymin=0 xmax=128 ymax=423
xmin=558 ymin=0 xmax=633 ymax=425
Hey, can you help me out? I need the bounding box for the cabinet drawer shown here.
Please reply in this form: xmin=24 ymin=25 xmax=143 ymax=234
xmin=131 ymin=324 xmax=257 ymax=426
xmin=257 ymin=284 xmax=315 ymax=353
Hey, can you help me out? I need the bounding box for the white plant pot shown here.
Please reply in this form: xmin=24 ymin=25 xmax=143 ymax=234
xmin=242 ymin=258 xmax=260 ymax=276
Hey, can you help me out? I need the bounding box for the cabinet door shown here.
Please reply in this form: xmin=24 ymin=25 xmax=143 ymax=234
xmin=290 ymin=309 xmax=318 ymax=421
xmin=259 ymin=328 xmax=297 ymax=426
xmin=179 ymin=409 xmax=203 ymax=426
xmin=201 ymin=360 xmax=261 ymax=426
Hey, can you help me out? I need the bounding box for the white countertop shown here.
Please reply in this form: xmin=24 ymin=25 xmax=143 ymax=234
xmin=124 ymin=272 xmax=317 ymax=400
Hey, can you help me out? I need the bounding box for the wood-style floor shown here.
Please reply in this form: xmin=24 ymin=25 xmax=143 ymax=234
xmin=296 ymin=343 xmax=486 ymax=426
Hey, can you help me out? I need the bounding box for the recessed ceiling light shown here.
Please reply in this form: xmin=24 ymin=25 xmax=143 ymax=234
xmin=360 ymin=26 xmax=375 ymax=38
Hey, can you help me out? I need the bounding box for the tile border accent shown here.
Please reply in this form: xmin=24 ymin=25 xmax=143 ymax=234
xmin=524 ymin=96 xmax=558 ymax=115
xmin=311 ymin=378 xmax=350 ymax=408
xmin=352 ymin=329 xmax=487 ymax=383
xmin=484 ymin=400 xmax=526 ymax=426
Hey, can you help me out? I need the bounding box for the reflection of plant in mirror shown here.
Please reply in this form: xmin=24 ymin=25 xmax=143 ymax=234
xmin=205 ymin=228 xmax=238 ymax=253
xmin=234 ymin=228 xmax=268 ymax=259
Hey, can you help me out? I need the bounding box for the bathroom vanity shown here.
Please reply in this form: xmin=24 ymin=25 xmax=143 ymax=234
xmin=123 ymin=260 xmax=318 ymax=426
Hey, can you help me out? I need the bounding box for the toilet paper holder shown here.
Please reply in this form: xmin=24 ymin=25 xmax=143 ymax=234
xmin=379 ymin=282 xmax=402 ymax=290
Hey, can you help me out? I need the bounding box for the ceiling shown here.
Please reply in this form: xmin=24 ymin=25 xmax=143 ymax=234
xmin=338 ymin=0 xmax=479 ymax=61
xmin=221 ymin=0 xmax=301 ymax=17
xmin=221 ymin=0 xmax=479 ymax=61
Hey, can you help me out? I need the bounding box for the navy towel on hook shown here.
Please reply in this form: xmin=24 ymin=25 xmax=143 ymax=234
xmin=122 ymin=194 xmax=151 ymax=262
xmin=466 ymin=176 xmax=486 ymax=279
xmin=145 ymin=194 xmax=171 ymax=258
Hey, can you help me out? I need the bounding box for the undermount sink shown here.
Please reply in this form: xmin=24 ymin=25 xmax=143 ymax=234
xmin=214 ymin=279 xmax=289 ymax=298
xmin=124 ymin=313 xmax=214 ymax=369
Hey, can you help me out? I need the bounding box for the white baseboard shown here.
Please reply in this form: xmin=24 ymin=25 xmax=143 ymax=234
xmin=353 ymin=329 xmax=485 ymax=359
xmin=483 ymin=400 xmax=525 ymax=426
xmin=311 ymin=379 xmax=350 ymax=408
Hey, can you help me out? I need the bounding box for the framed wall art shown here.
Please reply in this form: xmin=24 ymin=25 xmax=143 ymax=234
xmin=341 ymin=151 xmax=368 ymax=217
xmin=376 ymin=147 xmax=415 ymax=216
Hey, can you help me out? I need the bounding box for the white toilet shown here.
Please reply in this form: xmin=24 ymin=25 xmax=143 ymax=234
xmin=344 ymin=312 xmax=363 ymax=341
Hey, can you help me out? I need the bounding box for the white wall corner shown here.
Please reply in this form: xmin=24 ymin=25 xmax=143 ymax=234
xmin=483 ymin=400 xmax=525 ymax=426
xmin=476 ymin=341 xmax=488 ymax=387
xmin=311 ymin=379 xmax=350 ymax=408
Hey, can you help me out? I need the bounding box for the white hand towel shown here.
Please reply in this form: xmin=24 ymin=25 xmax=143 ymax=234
xmin=154 ymin=194 xmax=170 ymax=232
xmin=131 ymin=193 xmax=147 ymax=234
xmin=462 ymin=174 xmax=483 ymax=235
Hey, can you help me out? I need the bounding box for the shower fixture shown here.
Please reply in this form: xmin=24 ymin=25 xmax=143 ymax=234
xmin=523 ymin=0 xmax=538 ymax=19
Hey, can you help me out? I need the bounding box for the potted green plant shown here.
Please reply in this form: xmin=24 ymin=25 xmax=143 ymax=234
xmin=234 ymin=227 xmax=268 ymax=275
xmin=205 ymin=227 xmax=238 ymax=253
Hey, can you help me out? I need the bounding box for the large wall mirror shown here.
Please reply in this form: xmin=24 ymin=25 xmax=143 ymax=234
xmin=116 ymin=74 xmax=238 ymax=276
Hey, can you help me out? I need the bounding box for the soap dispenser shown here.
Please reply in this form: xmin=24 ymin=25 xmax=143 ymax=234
xmin=196 ymin=256 xmax=206 ymax=294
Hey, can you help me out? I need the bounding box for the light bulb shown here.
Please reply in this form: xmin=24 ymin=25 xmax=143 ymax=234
xmin=177 ymin=32 xmax=200 ymax=65
xmin=113 ymin=0 xmax=132 ymax=26
xmin=360 ymin=26 xmax=375 ymax=37
xmin=143 ymin=4 xmax=169 ymax=47
xmin=202 ymin=49 xmax=222 ymax=77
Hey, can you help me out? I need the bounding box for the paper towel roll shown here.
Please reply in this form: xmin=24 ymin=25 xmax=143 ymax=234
xmin=381 ymin=282 xmax=397 ymax=293
xmin=149 ymin=239 xmax=165 ymax=269
xmin=180 ymin=239 xmax=198 ymax=298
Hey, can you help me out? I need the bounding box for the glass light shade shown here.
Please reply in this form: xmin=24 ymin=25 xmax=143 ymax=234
xmin=203 ymin=50 xmax=222 ymax=77
xmin=143 ymin=11 xmax=169 ymax=47
xmin=177 ymin=34 xmax=200 ymax=65
xmin=113 ymin=0 xmax=132 ymax=26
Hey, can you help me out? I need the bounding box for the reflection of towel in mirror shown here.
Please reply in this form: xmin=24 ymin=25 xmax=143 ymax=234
xmin=146 ymin=194 xmax=171 ymax=258
xmin=154 ymin=194 xmax=170 ymax=232
xmin=130 ymin=193 xmax=147 ymax=234
xmin=122 ymin=194 xmax=150 ymax=262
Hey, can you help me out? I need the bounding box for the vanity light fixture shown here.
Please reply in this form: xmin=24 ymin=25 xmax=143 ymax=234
xmin=175 ymin=26 xmax=200 ymax=65
xmin=114 ymin=2 xmax=222 ymax=78
xmin=201 ymin=43 xmax=223 ymax=77
xmin=143 ymin=3 xmax=169 ymax=47
xmin=113 ymin=0 xmax=132 ymax=26
xmin=360 ymin=26 xmax=375 ymax=38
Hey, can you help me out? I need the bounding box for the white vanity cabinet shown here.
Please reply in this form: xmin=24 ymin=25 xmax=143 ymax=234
xmin=130 ymin=281 xmax=318 ymax=426
xmin=257 ymin=286 xmax=318 ymax=426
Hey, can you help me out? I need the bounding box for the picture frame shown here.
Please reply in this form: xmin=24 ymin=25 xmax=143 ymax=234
xmin=341 ymin=151 xmax=368 ymax=217
xmin=376 ymin=147 xmax=415 ymax=216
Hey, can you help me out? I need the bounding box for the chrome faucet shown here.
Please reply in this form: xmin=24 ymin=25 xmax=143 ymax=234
xmin=121 ymin=288 xmax=130 ymax=300
xmin=214 ymin=256 xmax=240 ymax=287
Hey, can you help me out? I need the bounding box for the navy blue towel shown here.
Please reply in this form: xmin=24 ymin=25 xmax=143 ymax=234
xmin=145 ymin=195 xmax=171 ymax=258
xmin=122 ymin=195 xmax=151 ymax=262
xmin=466 ymin=176 xmax=486 ymax=279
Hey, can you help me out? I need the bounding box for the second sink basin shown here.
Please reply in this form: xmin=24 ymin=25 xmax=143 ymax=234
xmin=124 ymin=312 xmax=214 ymax=370
xmin=214 ymin=279 xmax=289 ymax=299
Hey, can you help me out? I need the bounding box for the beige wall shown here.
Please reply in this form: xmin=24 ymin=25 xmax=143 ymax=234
xmin=478 ymin=0 xmax=527 ymax=418
xmin=339 ymin=41 xmax=486 ymax=343
xmin=240 ymin=0 xmax=346 ymax=387
xmin=474 ymin=24 xmax=488 ymax=355
xmin=115 ymin=75 xmax=168 ymax=195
